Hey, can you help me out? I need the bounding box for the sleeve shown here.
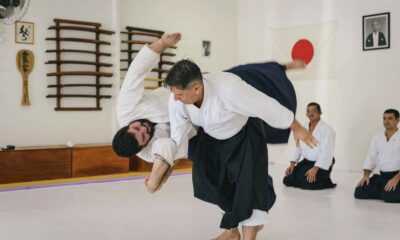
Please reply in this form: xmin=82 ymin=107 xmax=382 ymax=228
xmin=168 ymin=95 xmax=197 ymax=158
xmin=315 ymin=127 xmax=336 ymax=170
xmin=151 ymin=138 xmax=177 ymax=166
xmin=116 ymin=45 xmax=160 ymax=126
xmin=220 ymin=73 xmax=294 ymax=129
xmin=291 ymin=142 xmax=302 ymax=163
xmin=363 ymin=136 xmax=378 ymax=171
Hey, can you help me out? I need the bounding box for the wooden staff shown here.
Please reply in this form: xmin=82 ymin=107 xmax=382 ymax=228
xmin=16 ymin=50 xmax=34 ymax=106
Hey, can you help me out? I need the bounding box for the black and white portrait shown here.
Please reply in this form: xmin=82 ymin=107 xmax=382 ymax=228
xmin=363 ymin=12 xmax=390 ymax=51
xmin=202 ymin=40 xmax=211 ymax=57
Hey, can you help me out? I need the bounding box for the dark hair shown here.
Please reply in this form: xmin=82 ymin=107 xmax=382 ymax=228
xmin=307 ymin=102 xmax=322 ymax=114
xmin=384 ymin=109 xmax=400 ymax=119
xmin=112 ymin=125 xmax=142 ymax=157
xmin=165 ymin=59 xmax=203 ymax=89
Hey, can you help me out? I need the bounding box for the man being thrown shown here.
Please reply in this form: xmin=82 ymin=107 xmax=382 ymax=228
xmin=112 ymin=33 xmax=188 ymax=193
xmin=283 ymin=102 xmax=336 ymax=190
xmin=166 ymin=50 xmax=318 ymax=239
xmin=354 ymin=109 xmax=400 ymax=203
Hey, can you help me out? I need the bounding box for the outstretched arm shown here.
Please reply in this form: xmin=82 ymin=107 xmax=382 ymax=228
xmin=116 ymin=33 xmax=181 ymax=126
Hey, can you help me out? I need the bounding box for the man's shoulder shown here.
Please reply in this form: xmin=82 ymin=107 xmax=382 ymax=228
xmin=320 ymin=120 xmax=335 ymax=134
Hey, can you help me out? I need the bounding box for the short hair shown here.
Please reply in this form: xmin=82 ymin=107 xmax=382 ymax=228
xmin=165 ymin=59 xmax=203 ymax=89
xmin=112 ymin=125 xmax=142 ymax=157
xmin=307 ymin=102 xmax=322 ymax=114
xmin=384 ymin=109 xmax=400 ymax=119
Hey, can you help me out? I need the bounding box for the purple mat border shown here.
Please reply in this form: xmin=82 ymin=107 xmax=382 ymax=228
xmin=0 ymin=172 xmax=191 ymax=193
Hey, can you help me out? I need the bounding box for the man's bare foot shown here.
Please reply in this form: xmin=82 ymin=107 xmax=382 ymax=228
xmin=145 ymin=158 xmax=170 ymax=193
xmin=242 ymin=225 xmax=264 ymax=240
xmin=212 ymin=228 xmax=241 ymax=240
xmin=285 ymin=59 xmax=306 ymax=70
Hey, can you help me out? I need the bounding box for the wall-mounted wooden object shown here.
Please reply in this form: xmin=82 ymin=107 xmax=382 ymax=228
xmin=45 ymin=18 xmax=115 ymax=111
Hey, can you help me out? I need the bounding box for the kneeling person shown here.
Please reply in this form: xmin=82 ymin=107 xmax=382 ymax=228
xmin=283 ymin=102 xmax=337 ymax=190
xmin=354 ymin=109 xmax=400 ymax=203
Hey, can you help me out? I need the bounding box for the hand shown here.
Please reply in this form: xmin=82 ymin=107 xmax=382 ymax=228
xmin=357 ymin=176 xmax=370 ymax=187
xmin=384 ymin=175 xmax=400 ymax=192
xmin=160 ymin=32 xmax=181 ymax=48
xmin=305 ymin=166 xmax=319 ymax=183
xmin=291 ymin=120 xmax=318 ymax=148
xmin=285 ymin=163 xmax=296 ymax=176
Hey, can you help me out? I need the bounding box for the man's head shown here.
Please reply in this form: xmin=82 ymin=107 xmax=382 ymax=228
xmin=306 ymin=102 xmax=322 ymax=122
xmin=372 ymin=20 xmax=382 ymax=33
xmin=165 ymin=59 xmax=203 ymax=104
xmin=383 ymin=109 xmax=400 ymax=131
xmin=112 ymin=119 xmax=155 ymax=157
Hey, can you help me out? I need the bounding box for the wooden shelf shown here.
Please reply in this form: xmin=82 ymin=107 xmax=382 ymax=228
xmin=55 ymin=107 xmax=103 ymax=111
xmin=47 ymin=71 xmax=113 ymax=77
xmin=121 ymin=31 xmax=161 ymax=38
xmin=46 ymin=37 xmax=111 ymax=45
xmin=120 ymin=68 xmax=168 ymax=74
xmin=126 ymin=26 xmax=164 ymax=35
xmin=46 ymin=18 xmax=114 ymax=111
xmin=48 ymin=84 xmax=112 ymax=88
xmin=46 ymin=49 xmax=111 ymax=57
xmin=120 ymin=51 xmax=176 ymax=58
xmin=45 ymin=60 xmax=112 ymax=67
xmin=49 ymin=26 xmax=114 ymax=35
xmin=54 ymin=18 xmax=101 ymax=27
xmin=47 ymin=94 xmax=111 ymax=99
xmin=121 ymin=40 xmax=177 ymax=49
xmin=160 ymin=60 xmax=175 ymax=66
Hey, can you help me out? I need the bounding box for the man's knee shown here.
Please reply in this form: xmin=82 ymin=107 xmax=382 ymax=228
xmin=354 ymin=186 xmax=368 ymax=199
xmin=382 ymin=190 xmax=400 ymax=203
xmin=283 ymin=175 xmax=295 ymax=187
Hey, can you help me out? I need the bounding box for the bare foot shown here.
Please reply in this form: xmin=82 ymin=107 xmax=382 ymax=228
xmin=212 ymin=228 xmax=241 ymax=240
xmin=145 ymin=158 xmax=170 ymax=193
xmin=285 ymin=59 xmax=306 ymax=70
xmin=242 ymin=225 xmax=264 ymax=240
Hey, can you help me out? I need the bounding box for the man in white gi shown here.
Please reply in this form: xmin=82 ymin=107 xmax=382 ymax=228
xmin=112 ymin=33 xmax=189 ymax=193
xmin=354 ymin=109 xmax=400 ymax=203
xmin=283 ymin=102 xmax=337 ymax=189
xmin=165 ymin=50 xmax=317 ymax=239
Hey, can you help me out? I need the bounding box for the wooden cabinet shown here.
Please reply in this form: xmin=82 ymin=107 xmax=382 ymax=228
xmin=0 ymin=144 xmax=191 ymax=184
xmin=0 ymin=147 xmax=71 ymax=184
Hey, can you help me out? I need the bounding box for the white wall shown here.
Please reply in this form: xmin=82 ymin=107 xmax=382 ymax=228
xmin=0 ymin=0 xmax=238 ymax=147
xmin=0 ymin=0 xmax=119 ymax=147
xmin=120 ymin=0 xmax=238 ymax=73
xmin=238 ymin=0 xmax=400 ymax=171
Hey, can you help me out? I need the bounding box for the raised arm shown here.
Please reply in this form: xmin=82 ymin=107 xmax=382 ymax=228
xmin=116 ymin=33 xmax=181 ymax=126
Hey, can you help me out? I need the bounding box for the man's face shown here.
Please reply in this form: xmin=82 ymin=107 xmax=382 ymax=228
xmin=383 ymin=113 xmax=399 ymax=130
xmin=170 ymin=82 xmax=203 ymax=105
xmin=127 ymin=121 xmax=152 ymax=146
xmin=306 ymin=105 xmax=321 ymax=122
xmin=372 ymin=21 xmax=381 ymax=32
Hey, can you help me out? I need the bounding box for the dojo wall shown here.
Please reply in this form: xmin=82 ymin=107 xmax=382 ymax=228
xmin=0 ymin=0 xmax=238 ymax=147
xmin=119 ymin=0 xmax=238 ymax=73
xmin=0 ymin=0 xmax=118 ymax=147
xmin=238 ymin=0 xmax=400 ymax=171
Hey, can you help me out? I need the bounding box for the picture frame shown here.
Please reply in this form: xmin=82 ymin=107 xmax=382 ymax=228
xmin=15 ymin=21 xmax=34 ymax=44
xmin=363 ymin=12 xmax=390 ymax=51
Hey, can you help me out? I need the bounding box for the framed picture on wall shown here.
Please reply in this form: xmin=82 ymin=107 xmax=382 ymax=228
xmin=15 ymin=21 xmax=35 ymax=44
xmin=363 ymin=12 xmax=390 ymax=51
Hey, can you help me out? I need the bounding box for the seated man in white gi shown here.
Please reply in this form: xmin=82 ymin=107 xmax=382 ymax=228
xmin=283 ymin=102 xmax=337 ymax=190
xmin=354 ymin=109 xmax=400 ymax=203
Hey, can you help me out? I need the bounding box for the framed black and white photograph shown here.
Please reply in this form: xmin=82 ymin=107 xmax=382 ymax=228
xmin=15 ymin=21 xmax=34 ymax=44
xmin=202 ymin=40 xmax=211 ymax=57
xmin=363 ymin=12 xmax=390 ymax=51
